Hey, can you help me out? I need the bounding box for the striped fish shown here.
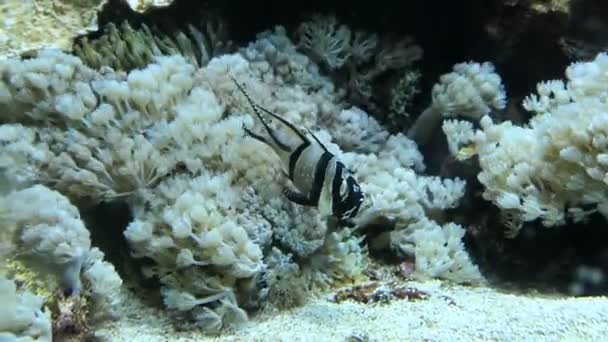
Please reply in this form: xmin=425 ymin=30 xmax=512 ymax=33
xmin=232 ymin=78 xmax=364 ymax=221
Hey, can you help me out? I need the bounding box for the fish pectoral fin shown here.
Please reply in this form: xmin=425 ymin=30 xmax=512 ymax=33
xmin=243 ymin=124 xmax=271 ymax=146
xmin=280 ymin=169 xmax=289 ymax=179
xmin=282 ymin=187 xmax=314 ymax=206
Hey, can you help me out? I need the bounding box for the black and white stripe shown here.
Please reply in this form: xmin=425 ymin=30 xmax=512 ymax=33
xmin=232 ymin=77 xmax=364 ymax=220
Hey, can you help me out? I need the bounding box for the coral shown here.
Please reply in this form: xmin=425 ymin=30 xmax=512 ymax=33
xmin=239 ymin=26 xmax=342 ymax=121
xmin=387 ymin=69 xmax=421 ymax=129
xmin=305 ymin=228 xmax=369 ymax=288
xmin=0 ymin=276 xmax=52 ymax=342
xmin=443 ymin=52 xmax=608 ymax=236
xmin=260 ymin=248 xmax=307 ymax=309
xmin=0 ymin=0 xmax=100 ymax=59
xmin=442 ymin=119 xmax=476 ymax=156
xmin=126 ymin=172 xmax=264 ymax=278
xmin=81 ymin=248 xmax=123 ymax=316
xmin=408 ymin=61 xmax=506 ymax=146
xmin=240 ymin=26 xmax=328 ymax=93
xmin=263 ymin=228 xmax=369 ymax=309
xmin=1 ymin=185 xmax=122 ymax=318
xmin=297 ymin=14 xmax=352 ymax=70
xmin=4 ymin=185 xmax=93 ymax=294
xmin=263 ymin=198 xmax=328 ymax=258
xmin=0 ymin=48 xmax=99 ymax=123
xmin=432 ymin=61 xmax=506 ymax=118
xmin=326 ymin=107 xmax=390 ymax=153
xmin=295 ymin=14 xmax=422 ymax=113
xmin=0 ymin=124 xmax=52 ymax=192
xmin=0 ymin=50 xmax=203 ymax=201
xmin=74 ymin=20 xmax=232 ymax=71
xmin=297 ymin=14 xmax=422 ymax=74
xmin=338 ymin=132 xmax=482 ymax=283
xmin=393 ymin=219 xmax=483 ymax=283
xmin=0 ymin=48 xmax=272 ymax=330
xmin=124 ymin=169 xmax=269 ymax=330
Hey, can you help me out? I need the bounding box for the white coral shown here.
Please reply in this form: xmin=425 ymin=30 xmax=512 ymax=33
xmin=442 ymin=119 xmax=475 ymax=156
xmin=327 ymin=106 xmax=389 ymax=152
xmin=408 ymin=61 xmax=506 ymax=145
xmin=82 ymin=247 xmax=123 ymax=315
xmin=405 ymin=220 xmax=482 ymax=283
xmin=0 ymin=277 xmax=52 ymax=342
xmin=0 ymin=51 xmax=202 ymax=199
xmin=297 ymin=15 xmax=352 ymax=69
xmin=432 ymin=61 xmax=506 ymax=119
xmin=0 ymin=124 xmax=52 ymax=190
xmin=4 ymin=185 xmax=92 ymax=292
xmin=445 ymin=52 xmax=608 ymax=236
xmin=342 ymin=128 xmax=481 ymax=284
xmin=1 ymin=185 xmax=122 ymax=311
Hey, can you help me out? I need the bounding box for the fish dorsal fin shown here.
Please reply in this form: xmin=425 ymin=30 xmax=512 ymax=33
xmin=231 ymin=76 xmax=292 ymax=151
xmin=255 ymin=104 xmax=309 ymax=144
xmin=230 ymin=75 xmax=262 ymax=119
xmin=306 ymin=128 xmax=329 ymax=152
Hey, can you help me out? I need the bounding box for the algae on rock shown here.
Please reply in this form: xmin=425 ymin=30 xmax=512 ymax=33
xmin=0 ymin=0 xmax=101 ymax=59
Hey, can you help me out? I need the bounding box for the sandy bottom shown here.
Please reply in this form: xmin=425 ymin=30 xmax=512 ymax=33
xmin=96 ymin=281 xmax=608 ymax=342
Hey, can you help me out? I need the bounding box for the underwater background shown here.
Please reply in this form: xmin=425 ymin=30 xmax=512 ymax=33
xmin=1 ymin=0 xmax=607 ymax=340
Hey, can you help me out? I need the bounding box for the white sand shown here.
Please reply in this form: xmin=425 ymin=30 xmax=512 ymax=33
xmin=97 ymin=281 xmax=608 ymax=342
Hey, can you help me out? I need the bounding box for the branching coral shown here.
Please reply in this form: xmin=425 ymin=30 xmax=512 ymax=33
xmin=443 ymin=52 xmax=608 ymax=237
xmin=261 ymin=228 xmax=369 ymax=310
xmin=239 ymin=26 xmax=342 ymax=124
xmin=306 ymin=228 xmax=369 ymax=287
xmin=297 ymin=14 xmax=353 ymax=70
xmin=296 ymin=14 xmax=423 ymax=113
xmin=343 ymin=147 xmax=482 ymax=283
xmin=409 ymin=61 xmax=506 ymax=146
xmin=388 ymin=69 xmax=422 ymax=128
xmin=327 ymin=107 xmax=390 ymax=153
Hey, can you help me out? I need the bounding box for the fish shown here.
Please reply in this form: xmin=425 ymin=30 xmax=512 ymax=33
xmin=231 ymin=77 xmax=364 ymax=221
